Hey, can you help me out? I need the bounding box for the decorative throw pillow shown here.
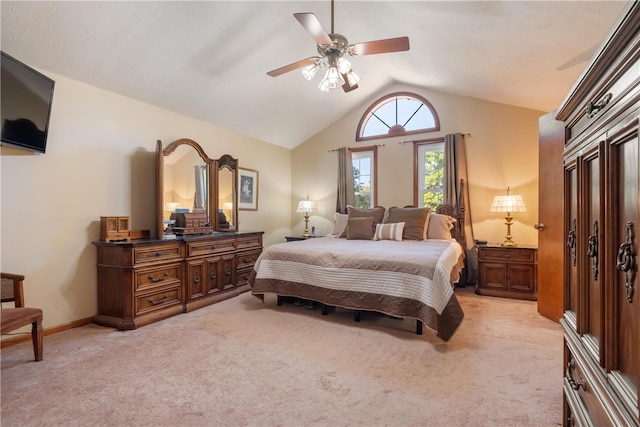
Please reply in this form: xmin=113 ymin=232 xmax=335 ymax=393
xmin=373 ymin=222 xmax=405 ymax=241
xmin=346 ymin=217 xmax=374 ymax=240
xmin=426 ymin=213 xmax=457 ymax=240
xmin=385 ymin=206 xmax=431 ymax=240
xmin=340 ymin=205 xmax=386 ymax=238
xmin=327 ymin=212 xmax=348 ymax=237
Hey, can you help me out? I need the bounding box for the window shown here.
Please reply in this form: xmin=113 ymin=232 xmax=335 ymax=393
xmin=351 ymin=147 xmax=376 ymax=208
xmin=415 ymin=140 xmax=444 ymax=208
xmin=356 ymin=92 xmax=440 ymax=141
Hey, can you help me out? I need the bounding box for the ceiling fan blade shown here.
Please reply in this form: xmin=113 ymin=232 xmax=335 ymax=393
xmin=294 ymin=12 xmax=333 ymax=45
xmin=267 ymin=57 xmax=318 ymax=77
xmin=350 ymin=36 xmax=410 ymax=56
xmin=342 ymin=73 xmax=358 ymax=93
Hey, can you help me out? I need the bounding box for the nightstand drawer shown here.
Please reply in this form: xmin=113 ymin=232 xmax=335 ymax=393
xmin=478 ymin=247 xmax=535 ymax=263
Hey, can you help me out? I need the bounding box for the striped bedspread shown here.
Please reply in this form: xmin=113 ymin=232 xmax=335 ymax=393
xmin=249 ymin=237 xmax=465 ymax=341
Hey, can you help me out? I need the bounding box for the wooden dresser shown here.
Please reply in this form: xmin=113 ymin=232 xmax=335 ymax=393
xmin=93 ymin=231 xmax=263 ymax=330
xmin=555 ymin=3 xmax=639 ymax=425
xmin=476 ymin=244 xmax=537 ymax=301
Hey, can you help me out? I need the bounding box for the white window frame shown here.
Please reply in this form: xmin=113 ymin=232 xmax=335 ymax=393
xmin=415 ymin=140 xmax=444 ymax=208
xmin=351 ymin=148 xmax=376 ymax=208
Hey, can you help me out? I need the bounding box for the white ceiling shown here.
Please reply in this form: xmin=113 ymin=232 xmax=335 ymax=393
xmin=0 ymin=1 xmax=630 ymax=149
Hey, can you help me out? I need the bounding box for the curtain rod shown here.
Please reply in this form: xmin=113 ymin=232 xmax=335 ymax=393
xmin=328 ymin=143 xmax=385 ymax=153
xmin=398 ymin=133 xmax=471 ymax=144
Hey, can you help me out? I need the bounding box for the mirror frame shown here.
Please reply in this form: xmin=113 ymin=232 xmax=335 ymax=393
xmin=216 ymin=154 xmax=239 ymax=232
xmin=156 ymin=138 xmax=216 ymax=238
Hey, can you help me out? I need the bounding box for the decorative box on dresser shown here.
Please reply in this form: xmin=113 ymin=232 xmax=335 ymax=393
xmin=554 ymin=3 xmax=639 ymax=426
xmin=93 ymin=231 xmax=263 ymax=330
xmin=476 ymin=244 xmax=537 ymax=301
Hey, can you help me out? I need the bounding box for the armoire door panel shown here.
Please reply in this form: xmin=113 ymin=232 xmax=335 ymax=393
xmin=565 ymin=162 xmax=580 ymax=319
xmin=582 ymin=145 xmax=605 ymax=360
xmin=607 ymin=123 xmax=639 ymax=414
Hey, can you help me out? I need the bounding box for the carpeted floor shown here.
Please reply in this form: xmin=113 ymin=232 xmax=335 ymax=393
xmin=1 ymin=286 xmax=563 ymax=427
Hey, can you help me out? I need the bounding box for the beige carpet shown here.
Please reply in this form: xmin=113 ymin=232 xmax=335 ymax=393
xmin=1 ymin=287 xmax=563 ymax=427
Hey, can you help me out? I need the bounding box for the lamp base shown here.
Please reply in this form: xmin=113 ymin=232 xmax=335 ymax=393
xmin=302 ymin=214 xmax=311 ymax=238
xmin=501 ymin=215 xmax=517 ymax=247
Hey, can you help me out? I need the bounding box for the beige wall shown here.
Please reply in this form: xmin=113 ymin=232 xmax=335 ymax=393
xmin=291 ymin=82 xmax=544 ymax=247
xmin=1 ymin=74 xmax=545 ymax=332
xmin=1 ymin=71 xmax=291 ymax=329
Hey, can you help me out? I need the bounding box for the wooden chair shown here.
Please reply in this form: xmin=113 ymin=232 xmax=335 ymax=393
xmin=1 ymin=273 xmax=43 ymax=361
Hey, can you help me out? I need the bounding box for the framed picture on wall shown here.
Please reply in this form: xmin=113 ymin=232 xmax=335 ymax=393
xmin=238 ymin=168 xmax=258 ymax=211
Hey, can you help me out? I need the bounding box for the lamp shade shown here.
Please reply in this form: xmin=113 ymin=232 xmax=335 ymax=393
xmin=297 ymin=197 xmax=318 ymax=213
xmin=490 ymin=194 xmax=526 ymax=213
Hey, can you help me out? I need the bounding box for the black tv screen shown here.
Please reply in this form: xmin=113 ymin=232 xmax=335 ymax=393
xmin=1 ymin=51 xmax=55 ymax=153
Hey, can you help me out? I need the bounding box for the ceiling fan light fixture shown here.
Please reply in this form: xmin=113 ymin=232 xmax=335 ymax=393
xmin=319 ymin=66 xmax=344 ymax=91
xmin=337 ymin=57 xmax=351 ymax=74
xmin=301 ymin=62 xmax=319 ymax=81
xmin=344 ymin=69 xmax=360 ymax=86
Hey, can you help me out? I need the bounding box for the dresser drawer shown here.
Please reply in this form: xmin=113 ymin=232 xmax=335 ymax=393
xmin=237 ymin=234 xmax=262 ymax=250
xmin=135 ymin=285 xmax=182 ymax=316
xmin=478 ymin=247 xmax=535 ymax=263
xmin=235 ymin=268 xmax=253 ymax=288
xmin=235 ymin=249 xmax=261 ymax=270
xmin=134 ymin=243 xmax=182 ymax=265
xmin=135 ymin=263 xmax=182 ymax=292
xmin=187 ymin=238 xmax=236 ymax=257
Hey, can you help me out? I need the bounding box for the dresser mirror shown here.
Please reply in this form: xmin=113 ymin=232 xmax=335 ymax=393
xmin=156 ymin=139 xmax=215 ymax=238
xmin=217 ymin=154 xmax=238 ymax=231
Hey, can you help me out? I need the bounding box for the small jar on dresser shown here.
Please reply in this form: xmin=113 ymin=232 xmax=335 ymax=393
xmin=476 ymin=244 xmax=538 ymax=301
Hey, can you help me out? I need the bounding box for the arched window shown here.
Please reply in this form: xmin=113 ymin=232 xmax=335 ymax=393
xmin=356 ymin=92 xmax=440 ymax=141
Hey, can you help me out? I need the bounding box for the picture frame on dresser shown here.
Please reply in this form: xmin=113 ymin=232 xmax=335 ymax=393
xmin=238 ymin=167 xmax=258 ymax=211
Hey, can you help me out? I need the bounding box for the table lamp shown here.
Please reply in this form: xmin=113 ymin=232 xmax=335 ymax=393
xmin=490 ymin=187 xmax=526 ymax=247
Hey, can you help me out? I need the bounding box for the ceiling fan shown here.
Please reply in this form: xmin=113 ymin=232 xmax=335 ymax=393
xmin=266 ymin=0 xmax=410 ymax=93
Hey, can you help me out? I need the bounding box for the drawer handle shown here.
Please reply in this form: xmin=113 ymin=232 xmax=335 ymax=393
xmin=210 ymin=271 xmax=217 ymax=281
xmin=153 ymin=251 xmax=166 ymax=257
xmin=585 ymin=92 xmax=612 ymax=118
xmin=225 ymin=267 xmax=232 ymax=276
xmin=566 ymin=360 xmax=585 ymax=391
xmin=616 ymin=221 xmax=636 ymax=303
xmin=147 ymin=272 xmax=169 ymax=283
xmin=193 ymin=274 xmax=201 ymax=285
xmin=209 ymin=245 xmax=217 ymax=250
xmin=148 ymin=294 xmax=168 ymax=305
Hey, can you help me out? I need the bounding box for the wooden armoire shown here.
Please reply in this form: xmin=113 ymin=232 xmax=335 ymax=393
xmin=555 ymin=2 xmax=639 ymax=426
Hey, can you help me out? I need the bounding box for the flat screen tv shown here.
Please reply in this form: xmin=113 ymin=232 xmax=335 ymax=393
xmin=1 ymin=51 xmax=55 ymax=153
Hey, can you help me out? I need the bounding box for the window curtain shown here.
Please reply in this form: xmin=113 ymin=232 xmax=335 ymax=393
xmin=444 ymin=133 xmax=478 ymax=285
xmin=336 ymin=147 xmax=354 ymax=213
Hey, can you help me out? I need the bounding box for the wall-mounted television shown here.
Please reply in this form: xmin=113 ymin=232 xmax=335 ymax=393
xmin=1 ymin=51 xmax=55 ymax=153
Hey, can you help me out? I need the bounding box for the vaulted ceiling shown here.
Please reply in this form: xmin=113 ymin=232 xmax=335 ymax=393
xmin=0 ymin=1 xmax=630 ymax=149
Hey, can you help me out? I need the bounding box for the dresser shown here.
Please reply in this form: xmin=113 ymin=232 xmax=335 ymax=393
xmin=476 ymin=244 xmax=537 ymax=300
xmin=554 ymin=3 xmax=639 ymax=425
xmin=93 ymin=231 xmax=263 ymax=330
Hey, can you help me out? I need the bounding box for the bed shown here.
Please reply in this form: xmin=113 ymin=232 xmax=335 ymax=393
xmin=248 ymin=204 xmax=466 ymax=341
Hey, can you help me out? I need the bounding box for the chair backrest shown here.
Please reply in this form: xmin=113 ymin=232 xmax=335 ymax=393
xmin=1 ymin=273 xmax=25 ymax=307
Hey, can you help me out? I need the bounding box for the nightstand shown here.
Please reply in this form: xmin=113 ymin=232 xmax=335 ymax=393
xmin=476 ymin=244 xmax=537 ymax=300
xmin=285 ymin=236 xmax=315 ymax=242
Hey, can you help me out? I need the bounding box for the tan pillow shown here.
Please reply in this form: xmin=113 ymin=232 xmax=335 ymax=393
xmin=373 ymin=222 xmax=405 ymax=241
xmin=346 ymin=217 xmax=374 ymax=240
xmin=327 ymin=212 xmax=348 ymax=237
xmin=385 ymin=206 xmax=431 ymax=240
xmin=427 ymin=213 xmax=457 ymax=239
xmin=340 ymin=206 xmax=386 ymax=237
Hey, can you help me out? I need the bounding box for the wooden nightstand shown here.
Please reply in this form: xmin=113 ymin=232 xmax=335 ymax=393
xmin=476 ymin=244 xmax=537 ymax=300
xmin=284 ymin=236 xmax=315 ymax=242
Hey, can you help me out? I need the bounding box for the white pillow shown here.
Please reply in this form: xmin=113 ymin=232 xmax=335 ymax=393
xmin=373 ymin=222 xmax=405 ymax=241
xmin=326 ymin=212 xmax=348 ymax=237
xmin=426 ymin=214 xmax=457 ymax=240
